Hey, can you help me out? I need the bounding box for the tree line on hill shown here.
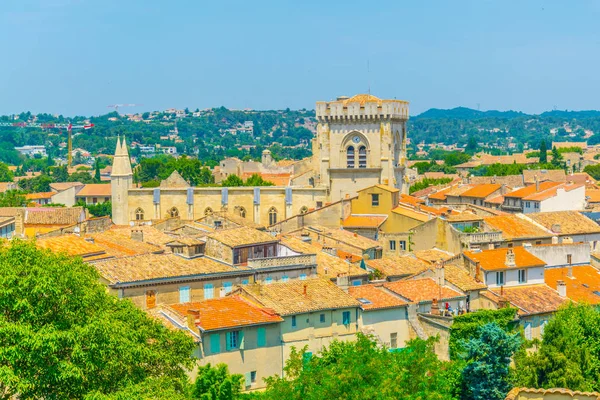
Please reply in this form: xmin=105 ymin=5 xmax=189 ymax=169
xmin=1 ymin=240 xmax=599 ymax=399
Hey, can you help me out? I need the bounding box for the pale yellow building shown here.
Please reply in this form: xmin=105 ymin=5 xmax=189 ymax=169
xmin=111 ymin=94 xmax=410 ymax=226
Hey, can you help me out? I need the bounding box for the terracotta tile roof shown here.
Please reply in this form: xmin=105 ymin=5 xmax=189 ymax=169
xmin=239 ymin=278 xmax=360 ymax=316
xmin=420 ymin=204 xmax=457 ymax=216
xmin=391 ymin=205 xmax=431 ymax=222
xmin=545 ymin=265 xmax=600 ymax=304
xmin=94 ymin=253 xmax=239 ymax=285
xmin=569 ymin=172 xmax=595 ymax=184
xmin=587 ymin=189 xmax=600 ymax=203
xmin=505 ymin=387 xmax=600 ymax=400
xmin=348 ymin=284 xmax=407 ymax=310
xmin=464 ymin=247 xmax=546 ymax=271
xmin=423 ymin=172 xmax=459 ymax=181
xmin=208 ymin=226 xmax=277 ymax=248
xmin=0 ymin=208 xmax=20 ymax=217
xmin=36 ymin=235 xmax=108 ymax=258
xmin=367 ymin=255 xmax=430 ymax=278
xmin=24 ymin=207 xmax=85 ymax=225
xmin=552 ymin=141 xmax=587 ymax=149
xmin=342 ymin=214 xmax=388 ymax=228
xmin=527 ymin=211 xmax=600 ymax=235
xmin=522 ymin=169 xmax=566 ymax=184
xmin=88 ymin=228 xmax=164 ymax=257
xmin=522 ymin=183 xmax=583 ymax=201
xmin=484 ymin=215 xmax=551 ymax=240
xmin=241 ymin=172 xmax=291 ymax=186
xmin=504 ymin=182 xmax=562 ymax=199
xmin=487 ymin=284 xmax=569 ymax=315
xmin=76 ymin=183 xmax=112 ymax=197
xmin=99 ymin=225 xmax=176 ymax=247
xmin=399 ymin=194 xmax=425 ymax=207
xmin=384 ymin=278 xmax=464 ymax=303
xmin=460 ymin=184 xmax=502 ymax=199
xmin=303 ymin=226 xmax=381 ymax=251
xmin=49 ymin=182 xmax=84 ymax=191
xmin=165 ymin=237 xmax=205 ymax=246
xmin=441 ymin=264 xmax=487 ymax=291
xmin=196 ymin=211 xmax=265 ymax=230
xmin=413 ymin=248 xmax=455 ymax=264
xmin=25 ymin=192 xmax=54 ymax=200
xmin=427 ymin=186 xmax=454 ymax=201
xmin=280 ymin=236 xmax=368 ymax=279
xmin=168 ymin=296 xmax=282 ymax=332
xmin=468 ymin=175 xmax=524 ymax=187
xmin=485 ymin=195 xmax=505 ymax=204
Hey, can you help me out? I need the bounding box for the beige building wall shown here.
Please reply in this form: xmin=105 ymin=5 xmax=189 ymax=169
xmin=359 ymin=307 xmax=411 ymax=349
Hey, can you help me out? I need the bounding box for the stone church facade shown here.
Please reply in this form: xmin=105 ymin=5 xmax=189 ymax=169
xmin=111 ymin=94 xmax=410 ymax=226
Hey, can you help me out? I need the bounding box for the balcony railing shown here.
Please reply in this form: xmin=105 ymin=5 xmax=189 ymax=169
xmin=458 ymin=231 xmax=503 ymax=244
xmin=247 ymin=254 xmax=317 ymax=269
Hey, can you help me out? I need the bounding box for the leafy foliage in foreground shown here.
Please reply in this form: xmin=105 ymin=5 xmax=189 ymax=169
xmin=0 ymin=240 xmax=195 ymax=399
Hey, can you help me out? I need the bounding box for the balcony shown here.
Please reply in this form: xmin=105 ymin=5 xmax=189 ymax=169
xmin=247 ymin=254 xmax=317 ymax=270
xmin=458 ymin=231 xmax=503 ymax=245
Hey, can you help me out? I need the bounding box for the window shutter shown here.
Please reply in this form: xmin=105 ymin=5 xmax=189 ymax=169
xmin=179 ymin=286 xmax=190 ymax=303
xmin=239 ymin=330 xmax=245 ymax=350
xmin=210 ymin=334 xmax=220 ymax=354
xmin=204 ymin=284 xmax=214 ymax=300
xmin=257 ymin=327 xmax=266 ymax=347
xmin=223 ymin=282 xmax=233 ymax=294
xmin=244 ymin=372 xmax=251 ymax=388
xmin=153 ymin=188 xmax=160 ymax=204
xmin=225 ymin=332 xmax=232 ymax=351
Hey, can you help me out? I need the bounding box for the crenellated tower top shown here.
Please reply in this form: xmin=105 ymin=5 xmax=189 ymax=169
xmin=316 ymin=94 xmax=409 ymax=122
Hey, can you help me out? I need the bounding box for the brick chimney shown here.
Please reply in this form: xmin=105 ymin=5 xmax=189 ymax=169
xmin=186 ymin=309 xmax=200 ymax=330
xmin=556 ymin=280 xmax=567 ymax=297
xmin=431 ymin=298 xmax=440 ymax=315
xmin=505 ymin=249 xmax=516 ymax=267
xmin=303 ymin=283 xmax=308 ymax=296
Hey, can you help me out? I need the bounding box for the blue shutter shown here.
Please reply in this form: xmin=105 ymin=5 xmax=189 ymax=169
xmin=221 ymin=187 xmax=229 ymax=205
xmin=253 ymin=187 xmax=260 ymax=205
xmin=299 ymin=274 xmax=307 ymax=280
xmin=257 ymin=327 xmax=266 ymax=347
xmin=223 ymin=282 xmax=233 ymax=294
xmin=265 ymin=277 xmax=273 ymax=284
xmin=285 ymin=187 xmax=292 ymax=205
xmin=179 ymin=286 xmax=190 ymax=303
xmin=153 ymin=188 xmax=160 ymax=204
xmin=210 ymin=333 xmax=220 ymax=353
xmin=352 ymin=280 xmax=361 ymax=286
xmin=204 ymin=283 xmax=214 ymax=299
xmin=343 ymin=311 xmax=351 ymax=325
xmin=186 ymin=187 xmax=194 ymax=205
xmin=281 ymin=275 xmax=289 ymax=283
xmin=242 ymin=279 xmax=249 ymax=285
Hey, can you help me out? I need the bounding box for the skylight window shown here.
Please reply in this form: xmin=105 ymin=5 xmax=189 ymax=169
xmin=358 ymin=298 xmax=372 ymax=305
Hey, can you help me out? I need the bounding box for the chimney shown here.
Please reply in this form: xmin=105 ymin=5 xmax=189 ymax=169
xmin=336 ymin=274 xmax=349 ymax=292
xmin=552 ymin=236 xmax=559 ymax=244
xmin=557 ymin=280 xmax=567 ymax=297
xmin=500 ymin=285 xmax=504 ymax=296
xmin=436 ymin=264 xmax=445 ymax=284
xmin=303 ymin=284 xmax=308 ymax=296
xmin=535 ymin=175 xmax=540 ymax=192
xmin=186 ymin=309 xmax=200 ymax=330
xmin=505 ymin=249 xmax=516 ymax=267
xmin=131 ymin=228 xmax=144 ymax=242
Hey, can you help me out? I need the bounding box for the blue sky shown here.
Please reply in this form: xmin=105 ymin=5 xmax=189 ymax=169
xmin=1 ymin=0 xmax=599 ymax=116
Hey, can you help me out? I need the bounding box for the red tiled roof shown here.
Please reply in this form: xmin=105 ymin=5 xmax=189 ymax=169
xmin=342 ymin=215 xmax=387 ymax=228
xmin=504 ymin=182 xmax=561 ymax=199
xmin=464 ymin=247 xmax=545 ymax=271
xmin=545 ymin=265 xmax=600 ymax=304
xmin=460 ymin=184 xmax=501 ymax=199
xmin=348 ymin=284 xmax=407 ymax=310
xmin=77 ymin=184 xmax=112 ymax=197
xmin=487 ymin=284 xmax=569 ymax=315
xmin=169 ymin=296 xmax=282 ymax=331
xmin=384 ymin=278 xmax=464 ymax=303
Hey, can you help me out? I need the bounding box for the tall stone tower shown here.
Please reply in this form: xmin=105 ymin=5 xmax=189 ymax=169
xmin=111 ymin=137 xmax=133 ymax=225
xmin=311 ymin=94 xmax=410 ymax=201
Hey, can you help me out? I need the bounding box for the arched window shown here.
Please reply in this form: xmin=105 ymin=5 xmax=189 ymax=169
xmin=268 ymin=207 xmax=278 ymax=226
xmin=346 ymin=146 xmax=355 ymax=168
xmin=135 ymin=208 xmax=144 ymax=221
xmin=238 ymin=206 xmax=246 ymax=218
xmin=358 ymin=146 xmax=367 ymax=168
xmin=299 ymin=206 xmax=309 ymax=215
xmin=168 ymin=207 xmax=179 ymax=218
xmin=204 ymin=207 xmax=213 ymax=216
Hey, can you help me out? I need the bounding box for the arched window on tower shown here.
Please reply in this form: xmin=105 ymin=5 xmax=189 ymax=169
xmin=346 ymin=146 xmax=355 ymax=168
xmin=268 ymin=207 xmax=278 ymax=226
xmin=168 ymin=207 xmax=179 ymax=218
xmin=358 ymin=146 xmax=367 ymax=168
xmin=135 ymin=208 xmax=144 ymax=221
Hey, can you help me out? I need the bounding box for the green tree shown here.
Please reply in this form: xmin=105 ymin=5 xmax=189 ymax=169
xmin=459 ymin=323 xmax=521 ymax=400
xmin=244 ymin=174 xmax=274 ymax=187
xmin=94 ymin=160 xmax=102 ymax=182
xmin=0 ymin=240 xmax=195 ymax=398
xmin=584 ymin=164 xmax=600 ymax=180
xmin=514 ymin=303 xmax=600 ymax=392
xmin=221 ymin=174 xmax=244 ymax=187
xmin=539 ymin=140 xmax=547 ymax=163
xmin=0 ymin=190 xmax=27 ymax=207
xmin=263 ymin=334 xmax=456 ymax=400
xmin=466 ymin=136 xmax=478 ymax=154
xmin=51 ymin=165 xmax=69 ymax=182
xmin=0 ymin=162 xmax=14 ymax=182
xmin=551 ymin=146 xmax=563 ymax=167
xmin=18 ymin=174 xmax=54 ymax=192
xmin=192 ymin=363 xmax=243 ymax=400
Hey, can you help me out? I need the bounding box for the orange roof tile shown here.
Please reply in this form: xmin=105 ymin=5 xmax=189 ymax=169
xmin=348 ymin=284 xmax=407 ymax=310
xmin=36 ymin=235 xmax=108 ymax=258
xmin=367 ymin=255 xmax=430 ymax=278
xmin=342 ymin=215 xmax=387 ymax=228
xmin=545 ymin=265 xmax=600 ymax=304
xmin=26 ymin=192 xmax=53 ymax=200
xmin=484 ymin=215 xmax=551 ymax=240
xmin=504 ymin=182 xmax=562 ymax=199
xmin=527 ymin=211 xmax=600 ymax=235
xmin=485 ymin=195 xmax=505 ymax=204
xmin=460 ymin=184 xmax=501 ymax=199
xmin=464 ymin=247 xmax=545 ymax=271
xmin=169 ymin=296 xmax=283 ymax=332
xmin=587 ymin=189 xmax=600 ymax=203
xmin=427 ymin=186 xmax=454 ymax=201
xmin=241 ymin=172 xmax=291 ymax=186
xmin=399 ymin=194 xmax=425 ymax=207
xmin=487 ymin=284 xmax=569 ymax=315
xmin=391 ymin=205 xmax=431 ymax=222
xmin=522 ymin=183 xmax=583 ymax=201
xmin=77 ymin=183 xmax=112 ymax=197
xmin=384 ymin=278 xmax=464 ymax=303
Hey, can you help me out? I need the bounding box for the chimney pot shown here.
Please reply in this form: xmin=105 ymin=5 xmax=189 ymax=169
xmin=557 ymin=280 xmax=567 ymax=297
xmin=303 ymin=284 xmax=308 ymax=296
